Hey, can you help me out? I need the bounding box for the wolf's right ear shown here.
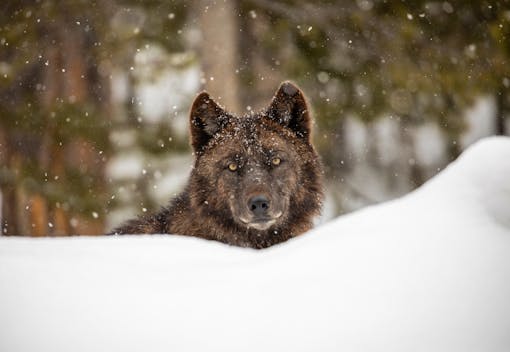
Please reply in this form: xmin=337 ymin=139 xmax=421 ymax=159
xmin=189 ymin=92 xmax=228 ymax=154
xmin=267 ymin=81 xmax=312 ymax=141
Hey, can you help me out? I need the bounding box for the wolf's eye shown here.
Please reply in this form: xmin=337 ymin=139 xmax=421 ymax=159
xmin=228 ymin=163 xmax=238 ymax=171
xmin=271 ymin=157 xmax=281 ymax=166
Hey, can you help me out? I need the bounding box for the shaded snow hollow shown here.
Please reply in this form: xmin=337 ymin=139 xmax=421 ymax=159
xmin=1 ymin=137 xmax=510 ymax=352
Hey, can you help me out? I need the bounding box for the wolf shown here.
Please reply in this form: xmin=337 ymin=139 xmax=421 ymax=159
xmin=110 ymin=81 xmax=323 ymax=249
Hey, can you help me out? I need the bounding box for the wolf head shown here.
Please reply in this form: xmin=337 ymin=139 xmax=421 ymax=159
xmin=188 ymin=82 xmax=323 ymax=237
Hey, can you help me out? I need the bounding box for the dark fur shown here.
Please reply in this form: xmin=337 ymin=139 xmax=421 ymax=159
xmin=109 ymin=82 xmax=323 ymax=248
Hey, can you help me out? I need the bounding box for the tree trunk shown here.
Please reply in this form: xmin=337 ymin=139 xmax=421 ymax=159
xmin=237 ymin=4 xmax=284 ymax=111
xmin=197 ymin=0 xmax=241 ymax=113
xmin=0 ymin=129 xmax=14 ymax=235
xmin=496 ymin=88 xmax=508 ymax=136
xmin=0 ymin=182 xmax=18 ymax=236
xmin=30 ymin=194 xmax=48 ymax=237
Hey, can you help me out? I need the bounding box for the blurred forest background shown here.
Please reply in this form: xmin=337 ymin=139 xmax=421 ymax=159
xmin=0 ymin=0 xmax=509 ymax=236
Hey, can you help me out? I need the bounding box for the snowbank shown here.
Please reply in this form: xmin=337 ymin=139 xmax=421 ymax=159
xmin=1 ymin=137 xmax=509 ymax=352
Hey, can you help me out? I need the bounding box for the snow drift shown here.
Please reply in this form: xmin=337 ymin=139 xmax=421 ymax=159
xmin=1 ymin=137 xmax=509 ymax=352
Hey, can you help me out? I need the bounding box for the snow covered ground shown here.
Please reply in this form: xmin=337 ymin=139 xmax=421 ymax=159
xmin=0 ymin=137 xmax=509 ymax=352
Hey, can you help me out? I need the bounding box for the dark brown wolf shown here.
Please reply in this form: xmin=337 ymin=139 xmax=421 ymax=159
xmin=110 ymin=82 xmax=323 ymax=248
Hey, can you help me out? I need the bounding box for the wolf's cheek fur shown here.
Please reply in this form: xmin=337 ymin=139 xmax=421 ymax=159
xmin=217 ymin=170 xmax=241 ymax=221
xmin=190 ymin=163 xmax=232 ymax=220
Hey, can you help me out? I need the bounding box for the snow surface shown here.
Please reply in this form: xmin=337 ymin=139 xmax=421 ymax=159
xmin=1 ymin=137 xmax=509 ymax=352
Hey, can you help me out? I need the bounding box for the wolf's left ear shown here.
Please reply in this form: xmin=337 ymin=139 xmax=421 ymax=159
xmin=267 ymin=81 xmax=311 ymax=141
xmin=189 ymin=92 xmax=229 ymax=153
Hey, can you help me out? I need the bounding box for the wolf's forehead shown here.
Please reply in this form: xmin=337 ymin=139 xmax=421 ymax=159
xmin=218 ymin=133 xmax=283 ymax=153
xmin=230 ymin=114 xmax=259 ymax=135
xmin=213 ymin=127 xmax=286 ymax=156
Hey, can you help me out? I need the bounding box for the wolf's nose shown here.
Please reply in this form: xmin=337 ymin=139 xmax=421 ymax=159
xmin=248 ymin=195 xmax=270 ymax=216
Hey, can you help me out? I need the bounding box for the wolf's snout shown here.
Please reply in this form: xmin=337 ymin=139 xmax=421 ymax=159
xmin=248 ymin=195 xmax=270 ymax=217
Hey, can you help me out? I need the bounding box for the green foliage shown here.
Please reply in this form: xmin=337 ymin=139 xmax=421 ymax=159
xmin=0 ymin=0 xmax=192 ymax=227
xmin=243 ymin=0 xmax=509 ymax=166
xmin=135 ymin=122 xmax=189 ymax=155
